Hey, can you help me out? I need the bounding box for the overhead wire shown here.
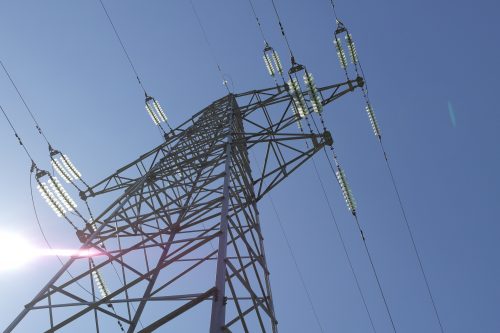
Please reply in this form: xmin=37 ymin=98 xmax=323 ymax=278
xmin=268 ymin=0 xmax=294 ymax=58
xmin=97 ymin=0 xmax=146 ymax=94
xmin=326 ymin=1 xmax=445 ymax=331
xmin=379 ymin=139 xmax=446 ymax=333
xmin=29 ymin=173 xmax=94 ymax=298
xmin=251 ymin=154 xmax=325 ymax=333
xmin=0 ymin=60 xmax=50 ymax=144
xmin=2 ymin=42 xmax=135 ymax=332
xmin=263 ymin=0 xmax=397 ymax=330
xmin=0 ymin=103 xmax=35 ymax=163
xmin=1 ymin=104 xmax=94 ymax=297
xmin=325 ymin=133 xmax=398 ymax=332
xmin=310 ymin=157 xmax=377 ymax=332
xmin=97 ymin=0 xmax=171 ymax=134
xmin=187 ymin=1 xmax=326 ymax=329
xmin=189 ymin=0 xmax=231 ymax=94
xmin=1 ymin=94 xmax=87 ymax=230
xmin=247 ymin=0 xmax=268 ymax=43
xmin=296 ymin=107 xmax=378 ymax=331
xmin=1 ymin=59 xmax=91 ymax=193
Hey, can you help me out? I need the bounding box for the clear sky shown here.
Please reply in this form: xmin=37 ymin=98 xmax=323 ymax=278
xmin=0 ymin=0 xmax=499 ymax=332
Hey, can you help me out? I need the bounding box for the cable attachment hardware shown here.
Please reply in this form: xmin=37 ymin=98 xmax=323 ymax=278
xmin=335 ymin=19 xmax=347 ymax=35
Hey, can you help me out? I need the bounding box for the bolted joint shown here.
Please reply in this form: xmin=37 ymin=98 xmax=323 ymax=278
xmin=79 ymin=190 xmax=87 ymax=201
xmin=76 ymin=229 xmax=88 ymax=243
xmin=323 ymin=130 xmax=334 ymax=147
xmin=356 ymin=76 xmax=365 ymax=88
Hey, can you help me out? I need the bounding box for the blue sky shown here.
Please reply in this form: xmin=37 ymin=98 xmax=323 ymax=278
xmin=0 ymin=0 xmax=499 ymax=332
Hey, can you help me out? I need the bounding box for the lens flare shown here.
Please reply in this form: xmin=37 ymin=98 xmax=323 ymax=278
xmin=0 ymin=231 xmax=102 ymax=271
xmin=0 ymin=232 xmax=33 ymax=270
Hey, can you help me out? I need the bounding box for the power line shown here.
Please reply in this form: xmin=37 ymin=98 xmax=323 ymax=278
xmin=268 ymin=0 xmax=295 ymax=58
xmin=251 ymin=154 xmax=324 ymax=332
xmin=97 ymin=0 xmax=171 ymax=136
xmin=326 ymin=1 xmax=445 ymax=329
xmin=315 ymin=127 xmax=397 ymax=331
xmin=328 ymin=0 xmax=340 ymax=21
xmin=310 ymin=157 xmax=378 ymax=333
xmin=0 ymin=59 xmax=50 ymax=145
xmin=189 ymin=0 xmax=231 ymax=94
xmin=297 ymin=116 xmax=378 ymax=332
xmin=97 ymin=0 xmax=146 ymax=94
xmin=0 ymin=103 xmax=35 ymax=163
xmin=247 ymin=0 xmax=268 ymax=43
xmin=353 ymin=214 xmax=398 ymax=332
xmin=379 ymin=139 xmax=446 ymax=333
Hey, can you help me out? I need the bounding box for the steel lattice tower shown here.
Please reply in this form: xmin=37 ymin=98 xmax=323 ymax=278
xmin=5 ymin=77 xmax=363 ymax=333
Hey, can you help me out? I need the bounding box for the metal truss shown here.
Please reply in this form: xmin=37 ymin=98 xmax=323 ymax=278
xmin=5 ymin=76 xmax=363 ymax=333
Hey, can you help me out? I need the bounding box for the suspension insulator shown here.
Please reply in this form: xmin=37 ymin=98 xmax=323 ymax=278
xmin=290 ymin=103 xmax=303 ymax=130
xmin=272 ymin=50 xmax=284 ymax=75
xmin=153 ymin=99 xmax=167 ymax=122
xmin=145 ymin=95 xmax=167 ymax=125
xmin=48 ymin=176 xmax=77 ymax=211
xmin=287 ymin=78 xmax=308 ymax=118
xmin=51 ymin=159 xmax=71 ymax=183
xmin=334 ymin=37 xmax=347 ymax=69
xmin=91 ymin=267 xmax=111 ymax=299
xmin=50 ymin=151 xmax=82 ymax=183
xmin=263 ymin=53 xmax=275 ymax=76
xmin=263 ymin=44 xmax=283 ymax=78
xmin=345 ymin=34 xmax=358 ymax=64
xmin=336 ymin=167 xmax=357 ymax=214
xmin=37 ymin=181 xmax=66 ymax=217
xmin=365 ymin=103 xmax=381 ymax=137
xmin=303 ymin=72 xmax=323 ymax=113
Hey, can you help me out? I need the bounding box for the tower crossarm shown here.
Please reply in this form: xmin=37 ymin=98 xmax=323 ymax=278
xmin=81 ymin=76 xmax=363 ymax=201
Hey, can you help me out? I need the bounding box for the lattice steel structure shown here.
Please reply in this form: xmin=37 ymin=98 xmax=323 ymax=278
xmin=5 ymin=76 xmax=363 ymax=333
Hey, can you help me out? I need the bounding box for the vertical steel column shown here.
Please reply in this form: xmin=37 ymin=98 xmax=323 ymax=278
xmin=209 ymin=99 xmax=234 ymax=333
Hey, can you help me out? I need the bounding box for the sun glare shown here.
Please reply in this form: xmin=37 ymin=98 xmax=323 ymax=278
xmin=0 ymin=231 xmax=35 ymax=271
xmin=0 ymin=231 xmax=102 ymax=271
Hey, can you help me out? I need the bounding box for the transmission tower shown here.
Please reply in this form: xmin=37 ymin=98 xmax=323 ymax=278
xmin=5 ymin=77 xmax=363 ymax=333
